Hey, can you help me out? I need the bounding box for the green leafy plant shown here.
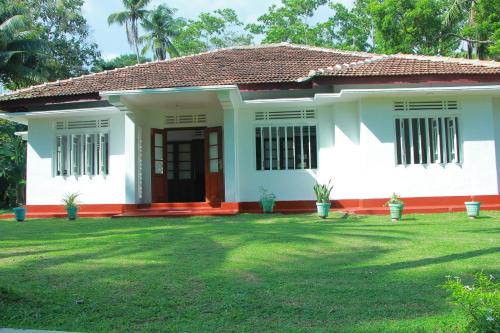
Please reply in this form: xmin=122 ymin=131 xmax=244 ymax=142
xmin=385 ymin=193 xmax=404 ymax=206
xmin=443 ymin=272 xmax=499 ymax=333
xmin=62 ymin=193 xmax=80 ymax=209
xmin=259 ymin=187 xmax=276 ymax=201
xmin=313 ymin=180 xmax=333 ymax=203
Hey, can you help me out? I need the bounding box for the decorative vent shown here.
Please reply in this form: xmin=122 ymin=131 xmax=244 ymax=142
xmin=193 ymin=130 xmax=204 ymax=138
xmin=165 ymin=114 xmax=207 ymax=125
xmin=56 ymin=119 xmax=110 ymax=130
xmin=255 ymin=110 xmax=316 ymax=121
xmin=394 ymin=101 xmax=458 ymax=112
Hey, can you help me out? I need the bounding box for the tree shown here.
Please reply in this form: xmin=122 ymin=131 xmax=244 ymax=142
xmin=91 ymin=54 xmax=150 ymax=72
xmin=327 ymin=0 xmax=375 ymax=51
xmin=246 ymin=0 xmax=329 ymax=45
xmin=444 ymin=0 xmax=499 ymax=59
xmin=0 ymin=119 xmax=27 ymax=206
xmin=369 ymin=0 xmax=460 ymax=56
xmin=174 ymin=9 xmax=253 ymax=55
xmin=140 ymin=5 xmax=182 ymax=60
xmin=19 ymin=0 xmax=100 ymax=81
xmin=108 ymin=0 xmax=151 ymax=63
xmin=0 ymin=1 xmax=44 ymax=88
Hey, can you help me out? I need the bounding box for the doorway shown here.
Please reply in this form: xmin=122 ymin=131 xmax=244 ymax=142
xmin=150 ymin=127 xmax=224 ymax=205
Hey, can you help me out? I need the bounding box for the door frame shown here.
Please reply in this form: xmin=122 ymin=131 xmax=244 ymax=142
xmin=151 ymin=126 xmax=210 ymax=203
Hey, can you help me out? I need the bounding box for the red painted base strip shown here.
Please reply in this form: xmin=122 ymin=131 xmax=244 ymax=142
xmin=0 ymin=195 xmax=498 ymax=219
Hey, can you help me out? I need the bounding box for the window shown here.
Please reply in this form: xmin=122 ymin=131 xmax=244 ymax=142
xmin=395 ymin=117 xmax=460 ymax=165
xmin=55 ymin=133 xmax=109 ymax=176
xmin=255 ymin=125 xmax=317 ymax=170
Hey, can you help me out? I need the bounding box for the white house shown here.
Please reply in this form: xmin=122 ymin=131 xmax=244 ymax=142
xmin=1 ymin=44 xmax=500 ymax=217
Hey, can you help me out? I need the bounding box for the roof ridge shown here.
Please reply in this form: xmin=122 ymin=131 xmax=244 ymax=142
xmin=390 ymin=53 xmax=500 ymax=67
xmin=296 ymin=54 xmax=389 ymax=82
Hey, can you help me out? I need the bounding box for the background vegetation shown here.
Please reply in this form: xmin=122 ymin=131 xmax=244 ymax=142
xmin=0 ymin=0 xmax=499 ymax=207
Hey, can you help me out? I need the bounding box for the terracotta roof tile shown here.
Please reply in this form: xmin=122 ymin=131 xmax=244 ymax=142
xmin=1 ymin=43 xmax=499 ymax=103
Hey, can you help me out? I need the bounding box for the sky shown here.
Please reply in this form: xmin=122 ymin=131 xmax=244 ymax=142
xmin=82 ymin=0 xmax=354 ymax=60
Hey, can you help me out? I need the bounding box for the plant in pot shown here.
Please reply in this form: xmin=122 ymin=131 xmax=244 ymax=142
xmin=314 ymin=180 xmax=333 ymax=219
xmin=259 ymin=187 xmax=276 ymax=213
xmin=385 ymin=193 xmax=404 ymax=221
xmin=62 ymin=193 xmax=80 ymax=220
xmin=464 ymin=196 xmax=481 ymax=219
xmin=13 ymin=203 xmax=26 ymax=222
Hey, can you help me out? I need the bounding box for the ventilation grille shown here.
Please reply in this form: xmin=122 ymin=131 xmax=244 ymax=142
xmin=165 ymin=114 xmax=207 ymax=125
xmin=255 ymin=110 xmax=316 ymax=121
xmin=394 ymin=101 xmax=458 ymax=112
xmin=56 ymin=119 xmax=110 ymax=130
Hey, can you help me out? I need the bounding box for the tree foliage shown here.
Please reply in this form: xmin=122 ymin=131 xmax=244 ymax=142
xmin=0 ymin=120 xmax=26 ymax=206
xmin=174 ymin=9 xmax=253 ymax=55
xmin=247 ymin=0 xmax=329 ymax=45
xmin=0 ymin=0 xmax=44 ymax=88
xmin=91 ymin=54 xmax=150 ymax=73
xmin=140 ymin=4 xmax=182 ymax=60
xmin=19 ymin=0 xmax=100 ymax=81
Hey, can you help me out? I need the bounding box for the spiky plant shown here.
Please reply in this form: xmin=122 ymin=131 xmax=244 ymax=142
xmin=313 ymin=180 xmax=333 ymax=203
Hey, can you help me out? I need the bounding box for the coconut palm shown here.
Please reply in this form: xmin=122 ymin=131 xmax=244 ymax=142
xmin=443 ymin=0 xmax=492 ymax=59
xmin=140 ymin=5 xmax=182 ymax=60
xmin=0 ymin=8 xmax=43 ymax=86
xmin=108 ymin=0 xmax=151 ymax=63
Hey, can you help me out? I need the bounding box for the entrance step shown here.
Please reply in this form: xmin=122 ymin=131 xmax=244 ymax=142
xmin=114 ymin=202 xmax=238 ymax=218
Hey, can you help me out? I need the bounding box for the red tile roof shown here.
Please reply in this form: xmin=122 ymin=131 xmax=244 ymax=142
xmin=1 ymin=43 xmax=499 ymax=103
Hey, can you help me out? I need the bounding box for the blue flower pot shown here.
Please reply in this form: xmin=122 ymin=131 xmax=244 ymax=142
xmin=464 ymin=202 xmax=480 ymax=219
xmin=389 ymin=203 xmax=404 ymax=221
xmin=260 ymin=199 xmax=275 ymax=213
xmin=13 ymin=207 xmax=26 ymax=222
xmin=66 ymin=207 xmax=79 ymax=220
xmin=316 ymin=202 xmax=331 ymax=219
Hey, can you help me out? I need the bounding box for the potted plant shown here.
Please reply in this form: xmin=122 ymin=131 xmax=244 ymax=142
xmin=259 ymin=187 xmax=276 ymax=213
xmin=385 ymin=193 xmax=404 ymax=221
xmin=464 ymin=196 xmax=481 ymax=219
xmin=62 ymin=193 xmax=80 ymax=220
xmin=314 ymin=180 xmax=333 ymax=219
xmin=13 ymin=204 xmax=26 ymax=222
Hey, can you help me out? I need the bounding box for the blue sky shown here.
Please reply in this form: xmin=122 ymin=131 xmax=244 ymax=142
xmin=82 ymin=0 xmax=354 ymax=60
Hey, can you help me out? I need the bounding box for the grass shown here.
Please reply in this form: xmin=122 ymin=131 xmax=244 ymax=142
xmin=0 ymin=208 xmax=11 ymax=215
xmin=0 ymin=212 xmax=499 ymax=332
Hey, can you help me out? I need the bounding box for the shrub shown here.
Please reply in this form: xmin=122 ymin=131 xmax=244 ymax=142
xmin=313 ymin=180 xmax=333 ymax=203
xmin=384 ymin=193 xmax=404 ymax=206
xmin=443 ymin=272 xmax=499 ymax=333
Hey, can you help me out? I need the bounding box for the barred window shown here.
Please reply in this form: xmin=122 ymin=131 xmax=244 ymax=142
xmin=395 ymin=117 xmax=460 ymax=165
xmin=56 ymin=133 xmax=109 ymax=176
xmin=255 ymin=125 xmax=317 ymax=170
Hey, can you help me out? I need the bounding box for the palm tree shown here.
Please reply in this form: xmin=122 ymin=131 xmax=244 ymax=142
xmin=0 ymin=9 xmax=43 ymax=87
xmin=444 ymin=0 xmax=491 ymax=59
xmin=108 ymin=0 xmax=151 ymax=63
xmin=140 ymin=5 xmax=181 ymax=60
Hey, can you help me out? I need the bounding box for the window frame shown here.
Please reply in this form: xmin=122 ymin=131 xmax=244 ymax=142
xmin=254 ymin=122 xmax=319 ymax=172
xmin=54 ymin=125 xmax=110 ymax=177
xmin=393 ymin=103 xmax=462 ymax=167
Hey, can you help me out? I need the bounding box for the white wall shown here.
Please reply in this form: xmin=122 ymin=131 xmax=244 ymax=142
xmin=494 ymin=97 xmax=500 ymax=193
xmin=26 ymin=112 xmax=128 ymax=205
xmin=236 ymin=94 xmax=500 ymax=202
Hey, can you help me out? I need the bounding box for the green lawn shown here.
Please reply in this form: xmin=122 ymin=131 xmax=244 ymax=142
xmin=0 ymin=212 xmax=499 ymax=332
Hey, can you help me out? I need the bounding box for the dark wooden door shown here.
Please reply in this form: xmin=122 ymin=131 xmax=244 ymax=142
xmin=205 ymin=127 xmax=224 ymax=206
xmin=166 ymin=141 xmax=205 ymax=202
xmin=151 ymin=128 xmax=167 ymax=203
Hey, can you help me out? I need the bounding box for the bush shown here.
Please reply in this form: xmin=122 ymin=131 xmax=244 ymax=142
xmin=443 ymin=272 xmax=499 ymax=332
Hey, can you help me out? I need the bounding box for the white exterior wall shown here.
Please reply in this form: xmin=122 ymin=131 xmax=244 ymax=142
xmin=236 ymin=95 xmax=500 ymax=202
xmin=494 ymin=97 xmax=500 ymax=193
xmin=26 ymin=112 xmax=129 ymax=205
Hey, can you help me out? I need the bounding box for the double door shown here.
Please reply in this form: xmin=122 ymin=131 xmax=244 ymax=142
xmin=151 ymin=127 xmax=224 ymax=205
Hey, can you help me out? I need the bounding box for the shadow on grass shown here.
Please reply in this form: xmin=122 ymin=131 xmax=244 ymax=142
xmin=0 ymin=214 xmax=498 ymax=332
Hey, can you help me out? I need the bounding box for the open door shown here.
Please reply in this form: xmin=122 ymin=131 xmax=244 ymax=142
xmin=151 ymin=128 xmax=167 ymax=203
xmin=205 ymin=127 xmax=224 ymax=206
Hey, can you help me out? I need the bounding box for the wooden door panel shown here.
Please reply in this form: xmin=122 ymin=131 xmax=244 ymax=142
xmin=151 ymin=129 xmax=167 ymax=203
xmin=205 ymin=127 xmax=224 ymax=206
